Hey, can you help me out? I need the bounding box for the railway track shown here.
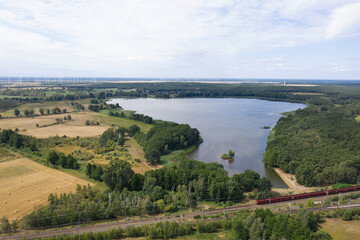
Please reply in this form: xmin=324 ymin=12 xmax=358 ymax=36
xmin=1 ymin=195 xmax=359 ymax=239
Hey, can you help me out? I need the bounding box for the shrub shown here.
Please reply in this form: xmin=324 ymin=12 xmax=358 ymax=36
xmin=332 ymin=183 xmax=353 ymax=189
xmin=0 ymin=216 xmax=11 ymax=233
xmin=342 ymin=210 xmax=353 ymax=221
xmin=196 ymin=221 xmax=221 ymax=233
xmin=47 ymin=151 xmax=59 ymax=165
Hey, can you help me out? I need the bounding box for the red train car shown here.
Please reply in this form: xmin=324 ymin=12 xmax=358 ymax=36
xmin=256 ymin=185 xmax=360 ymax=205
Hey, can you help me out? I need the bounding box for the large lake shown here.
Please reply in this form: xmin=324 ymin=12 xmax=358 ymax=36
xmin=107 ymin=98 xmax=305 ymax=188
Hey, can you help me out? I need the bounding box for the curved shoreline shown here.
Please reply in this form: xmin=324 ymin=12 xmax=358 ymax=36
xmin=108 ymin=97 xmax=305 ymax=187
xmin=273 ymin=168 xmax=314 ymax=193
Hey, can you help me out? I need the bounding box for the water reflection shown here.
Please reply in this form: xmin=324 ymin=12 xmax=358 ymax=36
xmin=107 ymin=98 xmax=305 ymax=188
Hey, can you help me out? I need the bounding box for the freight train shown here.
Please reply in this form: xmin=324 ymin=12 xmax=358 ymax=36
xmin=256 ymin=185 xmax=360 ymax=205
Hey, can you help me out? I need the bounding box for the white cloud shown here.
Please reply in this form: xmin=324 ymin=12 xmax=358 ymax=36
xmin=0 ymin=0 xmax=359 ymax=77
xmin=329 ymin=63 xmax=347 ymax=72
xmin=259 ymin=57 xmax=283 ymax=63
xmin=327 ymin=2 xmax=360 ymax=38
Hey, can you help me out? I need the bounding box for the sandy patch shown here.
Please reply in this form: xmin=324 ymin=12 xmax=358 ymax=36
xmin=273 ymin=168 xmax=316 ymax=194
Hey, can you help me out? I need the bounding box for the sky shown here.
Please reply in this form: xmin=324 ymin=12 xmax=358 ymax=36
xmin=0 ymin=0 xmax=359 ymax=79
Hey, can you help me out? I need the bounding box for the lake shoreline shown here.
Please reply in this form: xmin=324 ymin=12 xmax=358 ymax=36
xmin=108 ymin=97 xmax=305 ymax=187
xmin=273 ymin=168 xmax=315 ymax=193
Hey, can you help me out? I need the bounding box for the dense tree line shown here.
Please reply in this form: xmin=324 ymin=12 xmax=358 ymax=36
xmin=330 ymin=207 xmax=360 ymax=221
xmin=88 ymin=103 xmax=119 ymax=112
xmin=0 ymin=88 xmax=47 ymax=97
xmin=144 ymin=159 xmax=272 ymax=203
xmin=3 ymin=82 xmax=360 ymax=113
xmin=0 ymin=99 xmax=20 ymax=111
xmin=134 ymin=122 xmax=200 ymax=164
xmin=228 ymin=208 xmax=330 ymax=240
xmin=23 ymin=157 xmax=273 ymax=227
xmin=86 ymin=163 xmax=104 ymax=181
xmin=108 ymin=111 xmax=153 ymax=124
xmin=34 ymin=208 xmax=331 ymax=240
xmin=90 ymin=82 xmax=360 ymax=103
xmin=129 ymin=113 xmax=153 ymax=124
xmin=0 ymin=129 xmax=37 ymax=151
xmin=264 ymin=103 xmax=360 ymax=186
xmin=108 ymin=111 xmax=126 ymax=118
xmin=46 ymin=150 xmax=80 ymax=170
xmin=12 ymin=107 xmax=67 ymax=118
xmin=23 ymin=184 xmax=143 ymax=227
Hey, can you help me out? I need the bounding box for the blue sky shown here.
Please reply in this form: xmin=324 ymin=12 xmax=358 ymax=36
xmin=0 ymin=0 xmax=359 ymax=79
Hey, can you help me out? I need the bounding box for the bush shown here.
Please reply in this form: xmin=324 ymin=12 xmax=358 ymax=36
xmin=342 ymin=210 xmax=353 ymax=221
xmin=306 ymin=198 xmax=315 ymax=208
xmin=126 ymin=225 xmax=145 ymax=237
xmin=0 ymin=216 xmax=11 ymax=233
xmin=332 ymin=183 xmax=353 ymax=189
xmin=128 ymin=124 xmax=140 ymax=137
xmin=150 ymin=186 xmax=164 ymax=201
xmin=145 ymin=200 xmax=154 ymax=214
xmin=47 ymin=151 xmax=59 ymax=165
xmin=196 ymin=221 xmax=221 ymax=233
xmin=164 ymin=204 xmax=177 ymax=213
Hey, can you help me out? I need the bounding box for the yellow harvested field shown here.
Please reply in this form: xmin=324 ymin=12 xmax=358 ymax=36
xmin=0 ymin=158 xmax=91 ymax=220
xmin=126 ymin=138 xmax=160 ymax=174
xmin=0 ymin=112 xmax=109 ymax=138
xmin=321 ymin=219 xmax=360 ymax=240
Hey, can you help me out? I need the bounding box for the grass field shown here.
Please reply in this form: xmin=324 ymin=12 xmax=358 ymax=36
xmin=97 ymin=113 xmax=152 ymax=132
xmin=0 ymin=157 xmax=91 ymax=221
xmin=100 ymin=109 xmax=135 ymax=117
xmin=321 ymin=219 xmax=360 ymax=240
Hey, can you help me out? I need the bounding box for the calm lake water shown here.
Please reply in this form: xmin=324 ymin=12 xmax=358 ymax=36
xmin=107 ymin=98 xmax=305 ymax=188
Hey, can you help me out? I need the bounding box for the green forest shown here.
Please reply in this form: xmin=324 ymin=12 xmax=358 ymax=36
xmin=134 ymin=122 xmax=201 ymax=164
xmin=264 ymin=102 xmax=360 ymax=186
xmin=23 ymin=158 xmax=272 ymax=227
